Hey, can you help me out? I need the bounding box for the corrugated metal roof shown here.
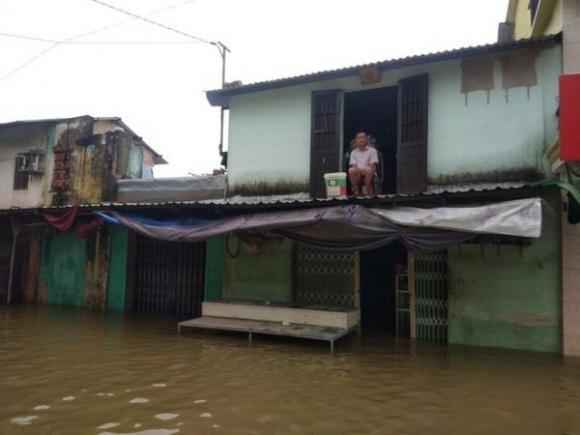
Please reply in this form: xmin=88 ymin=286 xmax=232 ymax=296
xmin=206 ymin=33 xmax=561 ymax=106
xmin=0 ymin=115 xmax=166 ymax=164
xmin=0 ymin=184 xmax=544 ymax=215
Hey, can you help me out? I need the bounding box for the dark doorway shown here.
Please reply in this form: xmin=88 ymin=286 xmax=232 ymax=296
xmin=130 ymin=235 xmax=206 ymax=317
xmin=343 ymin=87 xmax=398 ymax=193
xmin=360 ymin=242 xmax=407 ymax=333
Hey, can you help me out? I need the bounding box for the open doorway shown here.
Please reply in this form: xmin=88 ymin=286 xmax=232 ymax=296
xmin=359 ymin=242 xmax=408 ymax=335
xmin=343 ymin=86 xmax=398 ymax=194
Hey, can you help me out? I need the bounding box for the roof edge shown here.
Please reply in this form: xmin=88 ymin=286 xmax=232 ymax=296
xmin=206 ymin=33 xmax=562 ymax=107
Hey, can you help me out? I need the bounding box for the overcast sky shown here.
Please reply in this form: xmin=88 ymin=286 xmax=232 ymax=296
xmin=0 ymin=0 xmax=508 ymax=177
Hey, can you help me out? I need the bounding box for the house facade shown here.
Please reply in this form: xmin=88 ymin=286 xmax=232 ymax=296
xmin=199 ymin=35 xmax=568 ymax=354
xmin=0 ymin=115 xmax=166 ymax=309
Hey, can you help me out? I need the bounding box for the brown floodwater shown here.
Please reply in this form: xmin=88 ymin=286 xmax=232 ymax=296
xmin=1 ymin=305 xmax=580 ymax=435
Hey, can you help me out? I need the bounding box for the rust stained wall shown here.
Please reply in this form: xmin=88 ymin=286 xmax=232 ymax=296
xmin=37 ymin=227 xmax=111 ymax=310
xmin=50 ymin=118 xmax=142 ymax=206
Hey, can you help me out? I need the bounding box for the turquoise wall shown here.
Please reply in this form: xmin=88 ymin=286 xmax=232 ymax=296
xmin=448 ymin=189 xmax=562 ymax=353
xmin=227 ymin=45 xmax=561 ymax=190
xmin=40 ymin=232 xmax=87 ymax=307
xmin=204 ymin=236 xmax=226 ymax=301
xmin=106 ymin=226 xmax=128 ymax=310
xmin=223 ymin=236 xmax=293 ymax=303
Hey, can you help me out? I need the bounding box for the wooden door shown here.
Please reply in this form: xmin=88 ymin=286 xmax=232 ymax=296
xmin=397 ymin=74 xmax=428 ymax=194
xmin=310 ymin=90 xmax=342 ymax=198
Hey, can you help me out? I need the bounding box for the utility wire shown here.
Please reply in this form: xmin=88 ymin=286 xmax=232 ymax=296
xmin=0 ymin=31 xmax=198 ymax=44
xmin=89 ymin=0 xmax=215 ymax=46
xmin=0 ymin=0 xmax=199 ymax=82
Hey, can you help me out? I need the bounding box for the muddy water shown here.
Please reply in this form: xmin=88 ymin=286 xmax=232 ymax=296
xmin=1 ymin=306 xmax=580 ymax=435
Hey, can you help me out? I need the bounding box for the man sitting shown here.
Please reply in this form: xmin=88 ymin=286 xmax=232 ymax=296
xmin=348 ymin=131 xmax=378 ymax=196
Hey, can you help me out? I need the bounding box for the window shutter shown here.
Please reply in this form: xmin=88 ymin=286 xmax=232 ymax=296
xmin=397 ymin=74 xmax=429 ymax=194
xmin=310 ymin=90 xmax=341 ymax=198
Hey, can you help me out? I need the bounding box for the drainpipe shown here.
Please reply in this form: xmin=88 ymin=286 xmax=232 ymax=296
xmin=6 ymin=218 xmax=21 ymax=305
xmin=216 ymin=41 xmax=231 ymax=166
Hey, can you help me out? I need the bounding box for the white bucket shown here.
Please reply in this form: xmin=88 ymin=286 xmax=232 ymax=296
xmin=323 ymin=172 xmax=347 ymax=198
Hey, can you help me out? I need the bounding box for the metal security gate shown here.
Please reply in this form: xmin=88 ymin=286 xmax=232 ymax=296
xmin=414 ymin=251 xmax=448 ymax=343
xmin=293 ymin=245 xmax=356 ymax=308
xmin=134 ymin=236 xmax=205 ymax=317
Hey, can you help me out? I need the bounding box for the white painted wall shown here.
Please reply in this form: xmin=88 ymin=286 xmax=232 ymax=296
xmin=227 ymin=45 xmax=562 ymax=191
xmin=0 ymin=124 xmax=48 ymax=209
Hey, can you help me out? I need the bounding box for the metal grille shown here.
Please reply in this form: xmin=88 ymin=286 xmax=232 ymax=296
xmin=397 ymin=74 xmax=428 ymax=194
xmin=134 ymin=236 xmax=205 ymax=317
xmin=310 ymin=90 xmax=341 ymax=198
xmin=415 ymin=251 xmax=448 ymax=343
xmin=293 ymin=245 xmax=355 ymax=308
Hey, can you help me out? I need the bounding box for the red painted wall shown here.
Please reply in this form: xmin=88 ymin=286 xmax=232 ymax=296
xmin=560 ymin=73 xmax=580 ymax=161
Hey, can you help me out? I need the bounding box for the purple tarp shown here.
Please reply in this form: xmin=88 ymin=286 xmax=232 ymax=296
xmin=112 ymin=205 xmax=474 ymax=252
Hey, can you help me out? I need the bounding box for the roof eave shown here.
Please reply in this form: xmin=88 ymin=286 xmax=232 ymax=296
xmin=205 ymin=33 xmax=562 ymax=106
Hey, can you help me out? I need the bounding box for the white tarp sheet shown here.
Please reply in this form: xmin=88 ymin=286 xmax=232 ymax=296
xmin=375 ymin=197 xmax=542 ymax=238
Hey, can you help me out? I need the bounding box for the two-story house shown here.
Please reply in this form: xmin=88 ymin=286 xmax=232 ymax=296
xmin=191 ymin=34 xmax=566 ymax=354
xmin=0 ymin=115 xmax=165 ymax=309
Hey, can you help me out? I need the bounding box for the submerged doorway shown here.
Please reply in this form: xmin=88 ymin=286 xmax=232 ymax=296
xmin=360 ymin=242 xmax=407 ymax=334
xmin=130 ymin=235 xmax=206 ymax=317
xmin=360 ymin=246 xmax=449 ymax=342
xmin=343 ymin=86 xmax=398 ymax=194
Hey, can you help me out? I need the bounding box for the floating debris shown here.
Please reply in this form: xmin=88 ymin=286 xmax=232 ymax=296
xmin=129 ymin=397 xmax=150 ymax=404
xmin=200 ymin=412 xmax=213 ymax=418
xmin=193 ymin=399 xmax=207 ymax=404
xmin=152 ymin=383 xmax=167 ymax=388
xmin=62 ymin=396 xmax=75 ymax=401
xmin=33 ymin=405 xmax=50 ymax=411
xmin=11 ymin=415 xmax=38 ymax=426
xmin=155 ymin=413 xmax=179 ymax=421
xmin=97 ymin=422 xmax=120 ymax=429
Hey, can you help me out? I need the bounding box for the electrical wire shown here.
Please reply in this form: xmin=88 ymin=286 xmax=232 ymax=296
xmin=89 ymin=0 xmax=215 ymax=46
xmin=0 ymin=31 xmax=198 ymax=44
xmin=0 ymin=0 xmax=200 ymax=82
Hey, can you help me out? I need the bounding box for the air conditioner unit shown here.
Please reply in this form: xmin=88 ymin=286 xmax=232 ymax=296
xmin=15 ymin=151 xmax=43 ymax=174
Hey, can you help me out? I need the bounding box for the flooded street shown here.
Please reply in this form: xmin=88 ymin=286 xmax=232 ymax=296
xmin=1 ymin=305 xmax=580 ymax=435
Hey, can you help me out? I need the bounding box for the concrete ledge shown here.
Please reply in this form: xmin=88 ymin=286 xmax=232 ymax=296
xmin=202 ymin=301 xmax=360 ymax=329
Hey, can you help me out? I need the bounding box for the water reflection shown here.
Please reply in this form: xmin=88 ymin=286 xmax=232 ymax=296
xmin=1 ymin=305 xmax=579 ymax=434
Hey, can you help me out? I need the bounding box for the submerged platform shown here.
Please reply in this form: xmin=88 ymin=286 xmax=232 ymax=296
xmin=178 ymin=316 xmax=354 ymax=352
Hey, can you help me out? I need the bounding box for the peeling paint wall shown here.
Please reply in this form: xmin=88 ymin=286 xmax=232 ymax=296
xmin=448 ymin=189 xmax=562 ymax=353
xmin=38 ymin=228 xmax=111 ymax=309
xmin=47 ymin=118 xmax=149 ymax=206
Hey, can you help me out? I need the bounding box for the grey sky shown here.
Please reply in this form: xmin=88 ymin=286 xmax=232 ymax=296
xmin=0 ymin=0 xmax=508 ymax=177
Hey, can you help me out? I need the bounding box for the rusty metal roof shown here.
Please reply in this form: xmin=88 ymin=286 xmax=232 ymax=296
xmin=206 ymin=33 xmax=561 ymax=106
xmin=0 ymin=115 xmax=166 ymax=164
xmin=0 ymin=184 xmax=546 ymax=216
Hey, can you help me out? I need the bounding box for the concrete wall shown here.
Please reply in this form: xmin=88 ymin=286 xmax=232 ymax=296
xmin=0 ymin=123 xmax=48 ymax=209
xmin=106 ymin=226 xmax=128 ymax=311
xmin=448 ymin=189 xmax=562 ymax=353
xmin=38 ymin=229 xmax=110 ymax=309
xmin=227 ymin=45 xmax=561 ymax=194
xmin=223 ymin=236 xmax=293 ymax=303
xmin=204 ymin=235 xmax=293 ymax=304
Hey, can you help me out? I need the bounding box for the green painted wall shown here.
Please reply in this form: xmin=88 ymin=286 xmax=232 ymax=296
xmin=106 ymin=226 xmax=128 ymax=310
xmin=227 ymin=45 xmax=561 ymax=190
xmin=204 ymin=236 xmax=226 ymax=301
xmin=40 ymin=232 xmax=87 ymax=307
xmin=448 ymin=190 xmax=562 ymax=353
xmin=223 ymin=236 xmax=292 ymax=303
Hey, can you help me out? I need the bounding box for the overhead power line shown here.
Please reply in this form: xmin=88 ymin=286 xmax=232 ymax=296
xmin=0 ymin=31 xmax=198 ymax=45
xmin=89 ymin=0 xmax=215 ymax=46
xmin=0 ymin=0 xmax=199 ymax=82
